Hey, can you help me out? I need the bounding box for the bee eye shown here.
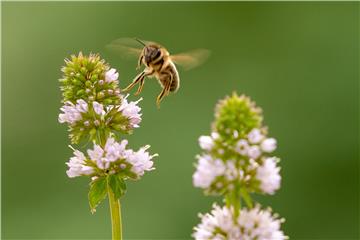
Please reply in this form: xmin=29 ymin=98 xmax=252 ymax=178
xmin=154 ymin=49 xmax=161 ymax=58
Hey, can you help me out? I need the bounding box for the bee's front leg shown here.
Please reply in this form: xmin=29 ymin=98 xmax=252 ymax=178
xmin=122 ymin=71 xmax=145 ymax=92
xmin=123 ymin=69 xmax=153 ymax=93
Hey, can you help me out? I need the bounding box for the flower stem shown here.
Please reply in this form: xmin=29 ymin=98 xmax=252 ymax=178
xmin=108 ymin=187 xmax=122 ymax=240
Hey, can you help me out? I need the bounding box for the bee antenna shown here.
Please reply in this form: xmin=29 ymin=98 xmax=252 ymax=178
xmin=134 ymin=38 xmax=146 ymax=46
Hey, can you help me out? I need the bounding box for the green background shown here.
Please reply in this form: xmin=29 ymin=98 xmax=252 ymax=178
xmin=2 ymin=2 xmax=358 ymax=239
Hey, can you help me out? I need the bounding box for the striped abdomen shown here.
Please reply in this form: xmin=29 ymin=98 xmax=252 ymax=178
xmin=157 ymin=61 xmax=180 ymax=92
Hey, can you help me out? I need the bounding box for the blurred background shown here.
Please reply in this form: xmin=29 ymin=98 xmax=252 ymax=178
xmin=2 ymin=2 xmax=358 ymax=239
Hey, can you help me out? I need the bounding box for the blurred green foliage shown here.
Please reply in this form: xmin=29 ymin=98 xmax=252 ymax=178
xmin=2 ymin=2 xmax=358 ymax=239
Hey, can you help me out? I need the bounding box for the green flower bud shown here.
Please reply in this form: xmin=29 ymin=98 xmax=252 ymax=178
xmin=213 ymin=92 xmax=262 ymax=141
xmin=59 ymin=52 xmax=121 ymax=106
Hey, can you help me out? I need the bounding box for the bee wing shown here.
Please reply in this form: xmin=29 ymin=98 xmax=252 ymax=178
xmin=171 ymin=49 xmax=211 ymax=71
xmin=106 ymin=38 xmax=143 ymax=59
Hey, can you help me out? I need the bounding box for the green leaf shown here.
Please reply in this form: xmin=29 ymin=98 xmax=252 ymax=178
xmin=240 ymin=188 xmax=253 ymax=208
xmin=108 ymin=174 xmax=127 ymax=199
xmin=88 ymin=176 xmax=107 ymax=214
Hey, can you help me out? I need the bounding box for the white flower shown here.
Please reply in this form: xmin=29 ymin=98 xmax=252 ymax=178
xmin=126 ymin=145 xmax=156 ymax=177
xmin=119 ymin=95 xmax=142 ymax=128
xmin=105 ymin=68 xmax=119 ymax=83
xmin=235 ymin=139 xmax=249 ymax=156
xmin=199 ymin=135 xmax=214 ymax=151
xmin=248 ymin=145 xmax=261 ymax=159
xmin=256 ymin=157 xmax=281 ymax=194
xmin=237 ymin=206 xmax=286 ymax=240
xmin=211 ymin=132 xmax=220 ymax=140
xmin=66 ymin=150 xmax=94 ymax=178
xmin=58 ymin=101 xmax=82 ymax=124
xmin=261 ymin=138 xmax=277 ymax=153
xmin=193 ymin=204 xmax=236 ymax=240
xmin=224 ymin=160 xmax=238 ymax=181
xmin=193 ymin=155 xmax=226 ymax=188
xmin=247 ymin=128 xmax=264 ymax=144
xmin=92 ymin=101 xmax=105 ymax=116
xmin=193 ymin=204 xmax=286 ymax=240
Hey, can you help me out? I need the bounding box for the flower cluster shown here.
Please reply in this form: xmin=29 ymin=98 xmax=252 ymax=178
xmin=58 ymin=53 xmax=157 ymax=213
xmin=193 ymin=204 xmax=286 ymax=240
xmin=59 ymin=95 xmax=142 ymax=144
xmin=66 ymin=137 xmax=156 ymax=180
xmin=194 ymin=127 xmax=281 ymax=195
xmin=192 ymin=93 xmax=286 ymax=239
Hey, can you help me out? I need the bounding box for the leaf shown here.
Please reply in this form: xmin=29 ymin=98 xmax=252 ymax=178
xmin=240 ymin=188 xmax=253 ymax=208
xmin=88 ymin=176 xmax=107 ymax=213
xmin=108 ymin=174 xmax=127 ymax=199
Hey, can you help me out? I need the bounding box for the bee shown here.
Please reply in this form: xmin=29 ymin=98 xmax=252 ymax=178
xmin=107 ymin=38 xmax=210 ymax=107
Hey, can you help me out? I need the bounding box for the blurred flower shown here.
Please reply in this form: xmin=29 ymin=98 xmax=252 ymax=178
xmin=235 ymin=139 xmax=249 ymax=156
xmin=247 ymin=128 xmax=264 ymax=144
xmin=261 ymin=138 xmax=277 ymax=153
xmin=193 ymin=204 xmax=287 ymax=240
xmin=199 ymin=135 xmax=214 ymax=151
xmin=248 ymin=145 xmax=261 ymax=159
xmin=256 ymin=157 xmax=281 ymax=194
xmin=193 ymin=155 xmax=226 ymax=188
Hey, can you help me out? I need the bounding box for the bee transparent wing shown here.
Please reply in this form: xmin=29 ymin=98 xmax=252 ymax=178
xmin=171 ymin=49 xmax=211 ymax=71
xmin=106 ymin=38 xmax=143 ymax=59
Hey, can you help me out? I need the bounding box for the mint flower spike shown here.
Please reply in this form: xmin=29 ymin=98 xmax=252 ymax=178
xmin=58 ymin=53 xmax=158 ymax=239
xmin=192 ymin=93 xmax=286 ymax=239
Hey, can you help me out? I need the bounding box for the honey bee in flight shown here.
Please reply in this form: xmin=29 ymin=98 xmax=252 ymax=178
xmin=107 ymin=38 xmax=210 ymax=107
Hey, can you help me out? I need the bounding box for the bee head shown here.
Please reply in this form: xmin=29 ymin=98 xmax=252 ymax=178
xmin=143 ymin=45 xmax=162 ymax=64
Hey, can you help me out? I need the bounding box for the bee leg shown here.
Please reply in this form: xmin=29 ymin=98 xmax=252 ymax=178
xmin=134 ymin=78 xmax=145 ymax=96
xmin=156 ymin=74 xmax=173 ymax=108
xmin=122 ymin=71 xmax=145 ymax=92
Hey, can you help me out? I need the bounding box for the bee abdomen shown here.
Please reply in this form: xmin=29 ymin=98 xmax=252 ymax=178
xmin=169 ymin=63 xmax=180 ymax=92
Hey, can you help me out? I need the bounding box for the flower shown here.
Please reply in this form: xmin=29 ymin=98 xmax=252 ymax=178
xmin=256 ymin=157 xmax=281 ymax=194
xmin=105 ymin=68 xmax=119 ymax=83
xmin=119 ymin=95 xmax=142 ymax=128
xmin=247 ymin=128 xmax=264 ymax=144
xmin=199 ymin=135 xmax=214 ymax=151
xmin=193 ymin=204 xmax=287 ymax=240
xmin=261 ymin=138 xmax=277 ymax=153
xmin=66 ymin=137 xmax=156 ymax=179
xmin=193 ymin=204 xmax=235 ymax=240
xmin=66 ymin=150 xmax=94 ymax=178
xmin=126 ymin=145 xmax=156 ymax=177
xmin=248 ymin=145 xmax=261 ymax=159
xmin=193 ymin=155 xmax=226 ymax=188
xmin=235 ymin=139 xmax=249 ymax=156
xmin=76 ymin=99 xmax=88 ymax=113
xmin=92 ymin=101 xmax=105 ymax=116
xmin=58 ymin=101 xmax=83 ymax=125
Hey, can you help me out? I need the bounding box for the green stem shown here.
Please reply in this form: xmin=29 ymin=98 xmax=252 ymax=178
xmin=108 ymin=187 xmax=122 ymax=240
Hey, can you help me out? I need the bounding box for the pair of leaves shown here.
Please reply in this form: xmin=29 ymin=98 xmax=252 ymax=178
xmin=88 ymin=174 xmax=127 ymax=213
